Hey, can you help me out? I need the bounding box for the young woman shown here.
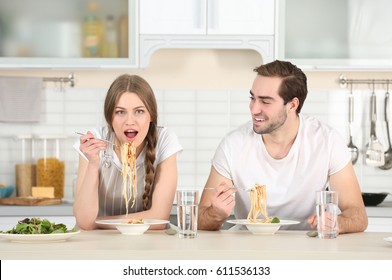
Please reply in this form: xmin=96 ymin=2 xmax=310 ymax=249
xmin=73 ymin=74 xmax=182 ymax=230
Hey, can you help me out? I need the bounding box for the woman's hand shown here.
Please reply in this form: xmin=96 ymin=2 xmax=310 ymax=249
xmin=79 ymin=131 xmax=107 ymax=167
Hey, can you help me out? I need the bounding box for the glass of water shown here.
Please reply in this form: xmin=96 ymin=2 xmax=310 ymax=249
xmin=176 ymin=190 xmax=199 ymax=238
xmin=316 ymin=191 xmax=339 ymax=239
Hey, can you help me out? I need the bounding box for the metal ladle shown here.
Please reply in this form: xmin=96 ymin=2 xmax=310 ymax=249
xmin=379 ymin=84 xmax=392 ymax=170
xmin=347 ymin=84 xmax=359 ymax=164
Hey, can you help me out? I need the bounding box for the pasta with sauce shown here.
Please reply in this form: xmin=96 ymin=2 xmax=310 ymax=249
xmin=122 ymin=218 xmax=144 ymax=224
xmin=121 ymin=141 xmax=137 ymax=215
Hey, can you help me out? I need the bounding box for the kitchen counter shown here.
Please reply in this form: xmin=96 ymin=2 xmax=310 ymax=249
xmin=1 ymin=230 xmax=391 ymax=260
xmin=0 ymin=202 xmax=74 ymax=216
xmin=2 ymin=201 xmax=392 ymax=217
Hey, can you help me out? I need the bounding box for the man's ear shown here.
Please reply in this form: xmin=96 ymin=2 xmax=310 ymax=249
xmin=289 ymin=97 xmax=300 ymax=111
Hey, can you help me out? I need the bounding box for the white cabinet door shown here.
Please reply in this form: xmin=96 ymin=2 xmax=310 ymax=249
xmin=140 ymin=0 xmax=207 ymax=35
xmin=207 ymin=0 xmax=274 ymax=35
xmin=139 ymin=0 xmax=275 ymax=67
xmin=140 ymin=0 xmax=274 ymax=35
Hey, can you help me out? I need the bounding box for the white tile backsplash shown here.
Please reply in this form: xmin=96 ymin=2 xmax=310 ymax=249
xmin=1 ymin=86 xmax=392 ymax=200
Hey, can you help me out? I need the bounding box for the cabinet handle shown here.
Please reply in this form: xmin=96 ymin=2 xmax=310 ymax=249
xmin=207 ymin=0 xmax=217 ymax=31
xmin=195 ymin=0 xmax=207 ymax=31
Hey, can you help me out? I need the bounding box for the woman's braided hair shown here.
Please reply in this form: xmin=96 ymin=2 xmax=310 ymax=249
xmin=104 ymin=74 xmax=158 ymax=210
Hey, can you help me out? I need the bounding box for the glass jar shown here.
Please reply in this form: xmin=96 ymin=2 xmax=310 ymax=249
xmin=34 ymin=135 xmax=65 ymax=198
xmin=14 ymin=135 xmax=36 ymax=197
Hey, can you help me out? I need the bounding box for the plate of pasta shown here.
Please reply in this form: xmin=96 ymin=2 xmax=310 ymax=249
xmin=95 ymin=219 xmax=169 ymax=235
xmin=228 ymin=184 xmax=299 ymax=234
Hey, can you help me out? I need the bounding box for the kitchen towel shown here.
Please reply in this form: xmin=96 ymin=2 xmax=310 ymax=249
xmin=0 ymin=76 xmax=42 ymax=122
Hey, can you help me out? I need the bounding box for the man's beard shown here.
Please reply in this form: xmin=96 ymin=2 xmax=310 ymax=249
xmin=253 ymin=109 xmax=287 ymax=135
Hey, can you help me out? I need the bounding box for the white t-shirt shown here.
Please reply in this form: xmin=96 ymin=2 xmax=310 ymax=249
xmin=73 ymin=126 xmax=183 ymax=216
xmin=212 ymin=114 xmax=350 ymax=230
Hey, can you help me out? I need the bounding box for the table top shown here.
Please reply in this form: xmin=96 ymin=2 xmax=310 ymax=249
xmin=1 ymin=229 xmax=391 ymax=260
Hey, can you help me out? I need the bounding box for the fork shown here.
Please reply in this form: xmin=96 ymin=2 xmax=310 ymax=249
xmin=75 ymin=132 xmax=119 ymax=148
xmin=204 ymin=186 xmax=249 ymax=192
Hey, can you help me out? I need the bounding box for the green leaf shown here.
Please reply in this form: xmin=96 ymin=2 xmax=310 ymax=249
xmin=3 ymin=218 xmax=70 ymax=234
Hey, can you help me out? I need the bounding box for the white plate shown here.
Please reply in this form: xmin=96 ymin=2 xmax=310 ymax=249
xmin=227 ymin=219 xmax=300 ymax=235
xmin=0 ymin=231 xmax=80 ymax=243
xmin=95 ymin=219 xmax=169 ymax=235
xmin=383 ymin=237 xmax=392 ymax=243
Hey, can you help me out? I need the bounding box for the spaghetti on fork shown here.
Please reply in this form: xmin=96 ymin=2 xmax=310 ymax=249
xmin=121 ymin=141 xmax=137 ymax=215
xmin=247 ymin=184 xmax=271 ymax=223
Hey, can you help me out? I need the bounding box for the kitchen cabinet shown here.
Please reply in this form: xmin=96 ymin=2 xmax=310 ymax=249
xmin=366 ymin=217 xmax=392 ymax=233
xmin=276 ymin=0 xmax=392 ymax=69
xmin=140 ymin=0 xmax=274 ymax=35
xmin=139 ymin=0 xmax=275 ymax=67
xmin=365 ymin=201 xmax=392 ymax=232
xmin=0 ymin=0 xmax=137 ymax=68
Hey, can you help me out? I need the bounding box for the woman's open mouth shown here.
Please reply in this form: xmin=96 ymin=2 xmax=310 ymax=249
xmin=124 ymin=129 xmax=138 ymax=140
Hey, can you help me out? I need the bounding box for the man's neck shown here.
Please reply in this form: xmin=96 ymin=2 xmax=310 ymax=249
xmin=262 ymin=114 xmax=300 ymax=160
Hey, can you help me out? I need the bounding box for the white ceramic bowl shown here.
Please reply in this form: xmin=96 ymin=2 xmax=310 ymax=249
xmin=95 ymin=219 xmax=169 ymax=235
xmin=115 ymin=223 xmax=151 ymax=235
xmin=245 ymin=223 xmax=281 ymax=235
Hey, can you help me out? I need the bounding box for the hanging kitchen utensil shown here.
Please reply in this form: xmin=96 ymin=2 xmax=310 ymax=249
xmin=347 ymin=84 xmax=359 ymax=164
xmin=379 ymin=83 xmax=392 ymax=170
xmin=365 ymin=83 xmax=385 ymax=166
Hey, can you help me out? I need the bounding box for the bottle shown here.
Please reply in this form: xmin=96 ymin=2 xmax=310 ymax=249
xmin=103 ymin=15 xmax=118 ymax=58
xmin=82 ymin=1 xmax=103 ymax=57
xmin=14 ymin=135 xmax=36 ymax=197
xmin=118 ymin=15 xmax=128 ymax=58
xmin=34 ymin=135 xmax=65 ymax=199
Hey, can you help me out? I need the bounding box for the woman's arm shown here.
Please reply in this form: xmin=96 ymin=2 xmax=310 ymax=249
xmin=73 ymin=131 xmax=107 ymax=230
xmin=73 ymin=156 xmax=101 ymax=230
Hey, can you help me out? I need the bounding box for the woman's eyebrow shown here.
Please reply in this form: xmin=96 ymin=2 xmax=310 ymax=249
xmin=115 ymin=105 xmax=146 ymax=110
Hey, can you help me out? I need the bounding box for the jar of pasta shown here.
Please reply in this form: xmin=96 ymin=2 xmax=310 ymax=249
xmin=14 ymin=135 xmax=36 ymax=197
xmin=34 ymin=135 xmax=65 ymax=199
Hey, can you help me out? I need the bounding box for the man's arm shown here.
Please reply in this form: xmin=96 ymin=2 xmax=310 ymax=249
xmin=309 ymin=162 xmax=368 ymax=234
xmin=198 ymin=166 xmax=237 ymax=230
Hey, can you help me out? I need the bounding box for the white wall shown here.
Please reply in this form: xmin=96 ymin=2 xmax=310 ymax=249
xmin=1 ymin=49 xmax=392 ymax=200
